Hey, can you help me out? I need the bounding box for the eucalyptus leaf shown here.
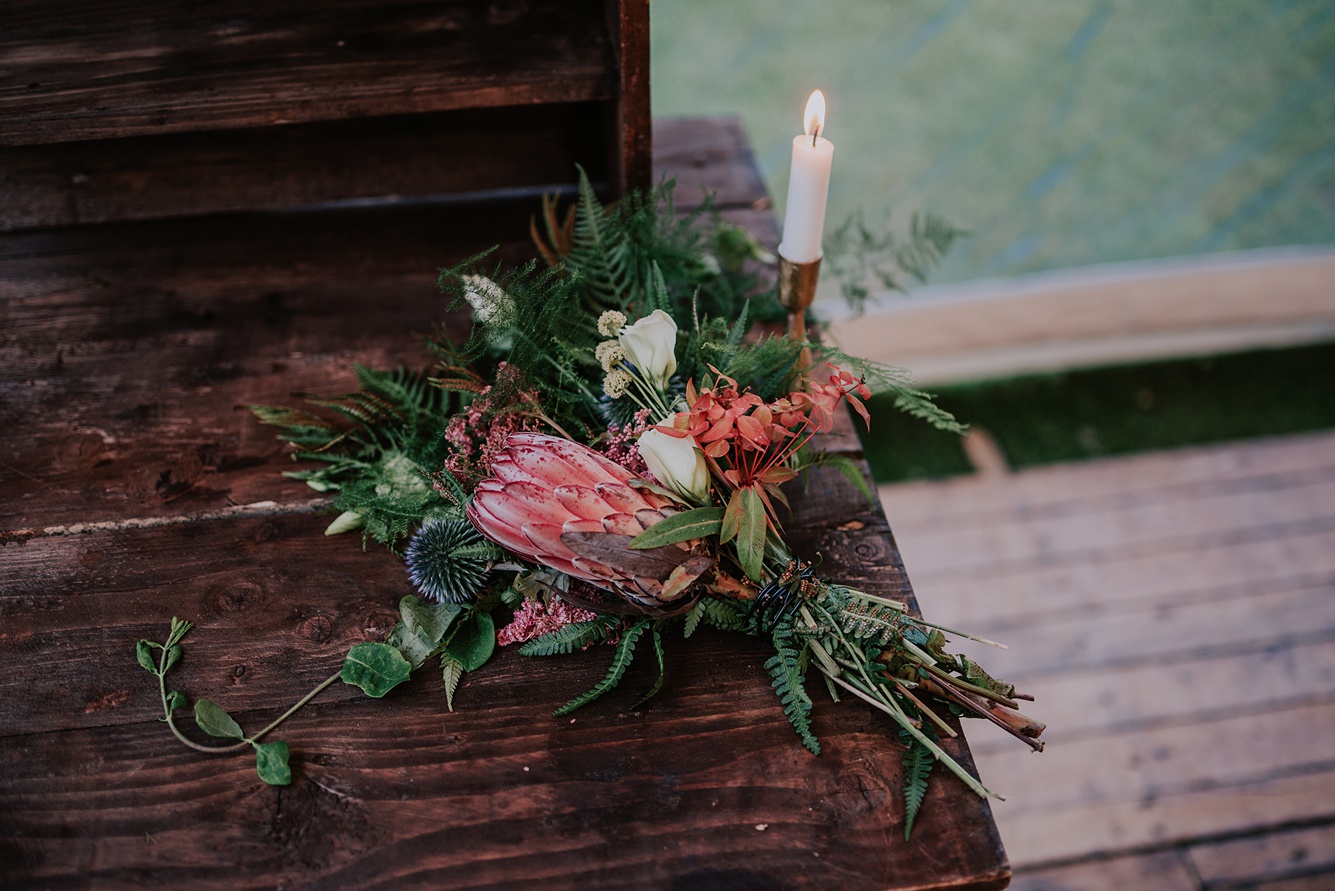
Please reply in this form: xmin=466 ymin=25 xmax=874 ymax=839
xmin=628 ymin=507 xmax=724 ymax=549
xmin=194 ymin=699 xmax=245 ymax=740
xmin=252 ymin=740 xmax=292 ymax=786
xmin=135 ymin=640 xmax=159 ymax=673
xmin=341 ymin=642 xmax=412 ymax=698
xmin=443 ymin=612 xmax=495 ymax=672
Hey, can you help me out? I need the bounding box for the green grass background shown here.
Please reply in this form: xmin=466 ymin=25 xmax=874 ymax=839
xmin=652 ymin=1 xmax=1335 ymax=284
xmin=862 ymin=343 xmax=1335 ymax=482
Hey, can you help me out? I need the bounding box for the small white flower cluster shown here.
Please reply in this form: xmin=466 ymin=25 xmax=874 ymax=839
xmin=595 ymin=339 xmax=626 ymax=373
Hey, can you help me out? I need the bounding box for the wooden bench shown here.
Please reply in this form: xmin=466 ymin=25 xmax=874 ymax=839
xmin=0 ymin=5 xmax=1008 ymax=887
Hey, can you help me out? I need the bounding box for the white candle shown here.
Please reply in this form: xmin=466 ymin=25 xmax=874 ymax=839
xmin=778 ymin=90 xmax=834 ymax=264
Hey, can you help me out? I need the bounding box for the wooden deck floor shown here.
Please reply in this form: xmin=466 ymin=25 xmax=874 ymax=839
xmin=878 ymin=430 xmax=1335 ymax=889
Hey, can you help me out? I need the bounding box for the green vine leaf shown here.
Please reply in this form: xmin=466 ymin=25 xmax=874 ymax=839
xmin=135 ymin=640 xmax=159 ymax=673
xmin=164 ymin=645 xmax=183 ymax=673
xmin=194 ymin=699 xmax=245 ymax=740
xmin=554 ymin=620 xmax=650 ymax=716
xmin=252 ymin=740 xmax=292 ymax=786
xmin=443 ymin=612 xmax=495 ymax=672
xmin=341 ymin=643 xmax=412 ymax=699
xmin=165 ymin=691 xmax=188 ymax=712
xmin=400 ymin=596 xmax=463 ymax=645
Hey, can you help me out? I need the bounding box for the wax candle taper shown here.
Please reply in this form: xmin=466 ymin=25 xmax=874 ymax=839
xmin=778 ymin=90 xmax=834 ymax=264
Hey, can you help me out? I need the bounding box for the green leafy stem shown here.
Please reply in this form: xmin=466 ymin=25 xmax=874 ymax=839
xmin=137 ymin=596 xmax=493 ymax=786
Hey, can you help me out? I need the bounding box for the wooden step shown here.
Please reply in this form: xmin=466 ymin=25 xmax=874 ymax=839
xmin=0 ymin=0 xmax=614 ymax=147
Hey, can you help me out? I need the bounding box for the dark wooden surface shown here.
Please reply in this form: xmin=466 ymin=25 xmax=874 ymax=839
xmin=0 ymin=1 xmax=653 ymax=224
xmin=0 ymin=116 xmax=1009 ymax=889
xmin=0 ymin=0 xmax=612 ymax=146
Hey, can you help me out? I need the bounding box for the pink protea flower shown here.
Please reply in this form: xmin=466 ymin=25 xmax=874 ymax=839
xmin=466 ymin=432 xmax=713 ymax=617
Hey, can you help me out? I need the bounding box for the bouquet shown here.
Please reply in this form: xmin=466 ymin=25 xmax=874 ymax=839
xmin=135 ymin=173 xmax=1043 ymax=838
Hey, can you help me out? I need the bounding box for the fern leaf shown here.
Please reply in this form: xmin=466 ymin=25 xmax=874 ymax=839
xmin=632 ymin=623 xmax=667 ymax=709
xmin=899 ymin=727 xmax=936 ymax=839
xmin=698 ymin=597 xmax=747 ymax=632
xmin=683 ymin=602 xmax=703 ymax=639
xmin=553 ymin=620 xmax=650 ymax=716
xmin=765 ymin=625 xmax=820 ymax=755
xmin=519 ymin=618 xmax=619 ymax=657
xmin=441 ymin=657 xmax=465 ymax=712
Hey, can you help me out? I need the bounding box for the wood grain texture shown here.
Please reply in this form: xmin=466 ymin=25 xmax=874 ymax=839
xmin=1 ymin=103 xmax=610 ymax=232
xmin=0 ymin=0 xmax=613 ymax=147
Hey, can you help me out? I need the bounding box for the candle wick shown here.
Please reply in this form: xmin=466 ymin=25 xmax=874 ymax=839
xmin=811 ymin=123 xmax=820 ymax=147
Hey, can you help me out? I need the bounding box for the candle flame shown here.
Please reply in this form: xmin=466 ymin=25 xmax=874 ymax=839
xmin=803 ymin=90 xmax=826 ymax=139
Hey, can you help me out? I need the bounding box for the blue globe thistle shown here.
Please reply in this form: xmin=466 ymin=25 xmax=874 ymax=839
xmin=405 ymin=517 xmax=497 ymax=603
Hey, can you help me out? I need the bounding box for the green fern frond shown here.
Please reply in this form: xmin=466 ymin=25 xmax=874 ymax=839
xmin=553 ymin=619 xmax=651 ymax=716
xmin=899 ymin=726 xmax=936 ymax=839
xmin=697 ymin=597 xmax=747 ymax=632
xmin=682 ymin=602 xmax=704 ymax=638
xmin=632 ymin=623 xmax=667 ymax=709
xmin=765 ymin=624 xmax=820 ymax=755
xmin=519 ymin=617 xmax=620 ymax=657
xmin=441 ymin=657 xmax=464 ymax=712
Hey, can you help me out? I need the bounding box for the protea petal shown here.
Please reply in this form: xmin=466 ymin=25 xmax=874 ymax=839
xmin=507 ymin=442 xmax=604 ymax=489
xmin=555 ymin=484 xmax=616 ymax=521
xmin=601 ymin=512 xmax=643 ymax=537
xmin=487 ymin=455 xmax=529 ymax=484
xmin=467 ymin=498 xmax=537 ymax=556
xmin=594 ymin=482 xmax=653 ymax=515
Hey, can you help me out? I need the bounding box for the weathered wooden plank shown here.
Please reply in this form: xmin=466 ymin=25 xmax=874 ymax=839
xmin=0 ymin=460 xmax=917 ymax=736
xmin=985 ymin=697 xmax=1335 ymax=812
xmin=1237 ymin=873 xmax=1335 ymax=891
xmin=0 ymin=200 xmax=527 ymax=530
xmin=951 ymin=579 xmax=1335 ymax=682
xmin=969 ymin=636 xmax=1335 ymax=757
xmin=1008 ymin=851 xmax=1197 ymax=891
xmin=903 ymin=523 xmax=1335 ymax=628
xmin=0 ymin=0 xmax=614 ymax=147
xmin=0 ymin=673 xmax=1006 ymax=891
xmin=0 ymin=104 xmax=610 ymax=232
xmin=653 ymin=116 xmax=772 ymax=210
xmin=885 ymin=474 xmax=1335 ymax=578
xmin=1189 ymin=823 xmax=1335 ymax=888
xmin=993 ymin=769 xmax=1335 ymax=868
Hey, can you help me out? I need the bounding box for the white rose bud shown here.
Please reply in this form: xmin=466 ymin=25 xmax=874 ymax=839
xmin=461 ymin=275 xmax=513 ymax=325
xmin=638 ymin=428 xmax=710 ymax=504
xmin=618 ymin=309 xmax=678 ymax=388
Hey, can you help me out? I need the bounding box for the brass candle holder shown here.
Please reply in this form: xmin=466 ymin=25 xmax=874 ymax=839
xmin=777 ymin=252 xmax=821 ymax=376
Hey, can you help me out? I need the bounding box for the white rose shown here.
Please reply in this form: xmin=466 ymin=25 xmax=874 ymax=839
xmin=638 ymin=427 xmax=710 ymax=504
xmin=618 ymin=309 xmax=678 ymax=388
